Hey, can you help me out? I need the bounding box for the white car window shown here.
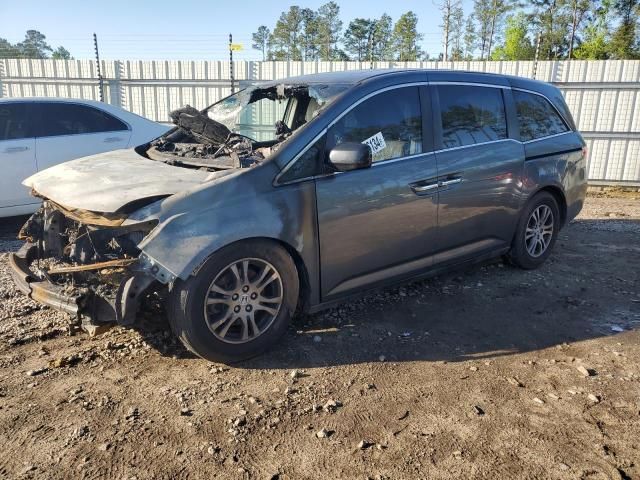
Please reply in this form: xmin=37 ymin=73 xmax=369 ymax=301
xmin=35 ymin=103 xmax=128 ymax=137
xmin=0 ymin=103 xmax=33 ymax=140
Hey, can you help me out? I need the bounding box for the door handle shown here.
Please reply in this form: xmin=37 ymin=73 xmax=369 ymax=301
xmin=411 ymin=182 xmax=439 ymax=193
xmin=103 ymin=137 xmax=123 ymax=143
xmin=439 ymin=178 xmax=462 ymax=187
xmin=4 ymin=146 xmax=29 ymax=153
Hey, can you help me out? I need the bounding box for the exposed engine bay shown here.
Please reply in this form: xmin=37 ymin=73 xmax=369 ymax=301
xmin=143 ymin=83 xmax=337 ymax=172
xmin=13 ymin=202 xmax=160 ymax=332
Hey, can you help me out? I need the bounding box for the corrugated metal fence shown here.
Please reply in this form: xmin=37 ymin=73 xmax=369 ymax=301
xmin=1 ymin=59 xmax=639 ymax=185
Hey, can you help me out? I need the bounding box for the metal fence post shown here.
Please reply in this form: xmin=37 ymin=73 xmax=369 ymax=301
xmin=93 ymin=33 xmax=104 ymax=102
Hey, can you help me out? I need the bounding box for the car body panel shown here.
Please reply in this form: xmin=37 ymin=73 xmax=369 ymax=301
xmin=433 ymin=140 xmax=525 ymax=263
xmin=133 ymin=161 xmax=322 ymax=305
xmin=0 ymin=137 xmax=37 ymax=208
xmin=35 ymin=131 xmax=131 ymax=172
xmin=316 ymin=151 xmax=439 ymax=299
xmin=23 ymin=149 xmax=216 ymax=212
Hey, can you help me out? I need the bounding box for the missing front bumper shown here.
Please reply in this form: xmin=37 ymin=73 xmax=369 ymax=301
xmin=9 ymin=243 xmax=155 ymax=332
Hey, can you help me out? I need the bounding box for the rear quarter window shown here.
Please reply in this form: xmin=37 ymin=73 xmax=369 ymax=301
xmin=513 ymin=90 xmax=569 ymax=142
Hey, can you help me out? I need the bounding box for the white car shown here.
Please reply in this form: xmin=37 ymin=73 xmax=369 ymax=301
xmin=0 ymin=98 xmax=170 ymax=217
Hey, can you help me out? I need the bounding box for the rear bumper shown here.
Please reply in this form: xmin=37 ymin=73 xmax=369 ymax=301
xmin=9 ymin=243 xmax=84 ymax=316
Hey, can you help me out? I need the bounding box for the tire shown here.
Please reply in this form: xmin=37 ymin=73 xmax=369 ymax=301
xmin=508 ymin=191 xmax=560 ymax=270
xmin=167 ymin=239 xmax=299 ymax=363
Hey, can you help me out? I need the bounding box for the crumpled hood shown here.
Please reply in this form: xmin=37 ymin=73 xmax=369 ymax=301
xmin=23 ymin=149 xmax=218 ymax=213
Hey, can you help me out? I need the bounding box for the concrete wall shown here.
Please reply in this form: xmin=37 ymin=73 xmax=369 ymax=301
xmin=1 ymin=59 xmax=639 ymax=185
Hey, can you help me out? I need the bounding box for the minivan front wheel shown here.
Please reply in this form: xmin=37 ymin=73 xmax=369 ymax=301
xmin=509 ymin=191 xmax=560 ymax=269
xmin=168 ymin=240 xmax=299 ymax=363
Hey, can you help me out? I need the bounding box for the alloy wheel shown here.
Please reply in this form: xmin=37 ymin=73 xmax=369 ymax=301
xmin=203 ymin=258 xmax=283 ymax=344
xmin=525 ymin=204 xmax=554 ymax=258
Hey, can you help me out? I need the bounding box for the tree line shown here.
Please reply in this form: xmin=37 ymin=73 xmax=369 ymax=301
xmin=0 ymin=30 xmax=72 ymax=59
xmin=253 ymin=0 xmax=640 ymax=61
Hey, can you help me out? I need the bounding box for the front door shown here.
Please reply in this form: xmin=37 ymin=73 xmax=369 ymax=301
xmin=316 ymin=85 xmax=439 ymax=300
xmin=0 ymin=102 xmax=38 ymax=210
xmin=432 ymin=84 xmax=524 ymax=264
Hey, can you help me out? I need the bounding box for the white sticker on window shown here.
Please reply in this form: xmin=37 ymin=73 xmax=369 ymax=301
xmin=362 ymin=132 xmax=386 ymax=155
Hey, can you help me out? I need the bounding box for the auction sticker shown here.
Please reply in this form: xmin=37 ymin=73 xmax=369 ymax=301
xmin=362 ymin=132 xmax=386 ymax=154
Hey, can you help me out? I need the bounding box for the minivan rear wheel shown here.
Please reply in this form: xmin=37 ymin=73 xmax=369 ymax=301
xmin=508 ymin=191 xmax=560 ymax=269
xmin=168 ymin=240 xmax=299 ymax=363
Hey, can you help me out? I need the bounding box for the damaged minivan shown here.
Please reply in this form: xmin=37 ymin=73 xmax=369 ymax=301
xmin=10 ymin=69 xmax=587 ymax=362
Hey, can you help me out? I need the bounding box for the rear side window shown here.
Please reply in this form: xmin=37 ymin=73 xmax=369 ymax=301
xmin=327 ymin=87 xmax=422 ymax=163
xmin=514 ymin=90 xmax=569 ymax=142
xmin=36 ymin=103 xmax=128 ymax=138
xmin=437 ymin=85 xmax=507 ymax=148
xmin=0 ymin=103 xmax=32 ymax=141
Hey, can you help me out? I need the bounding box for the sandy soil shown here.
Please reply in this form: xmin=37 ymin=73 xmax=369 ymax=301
xmin=0 ymin=192 xmax=638 ymax=480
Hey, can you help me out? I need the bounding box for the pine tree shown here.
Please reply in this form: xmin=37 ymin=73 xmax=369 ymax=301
xmin=344 ymin=18 xmax=375 ymax=61
xmin=608 ymin=0 xmax=640 ymax=58
xmin=464 ymin=15 xmax=478 ymax=59
xmin=393 ymin=11 xmax=424 ymax=61
xmin=372 ymin=14 xmax=395 ymax=60
xmin=252 ymin=26 xmax=271 ymax=61
xmin=317 ymin=2 xmax=343 ymax=60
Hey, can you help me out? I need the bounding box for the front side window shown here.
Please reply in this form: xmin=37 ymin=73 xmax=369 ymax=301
xmin=437 ymin=85 xmax=507 ymax=148
xmin=0 ymin=103 xmax=32 ymax=141
xmin=514 ymin=90 xmax=569 ymax=142
xmin=36 ymin=103 xmax=128 ymax=138
xmin=327 ymin=87 xmax=422 ymax=163
xmin=278 ymin=134 xmax=326 ymax=183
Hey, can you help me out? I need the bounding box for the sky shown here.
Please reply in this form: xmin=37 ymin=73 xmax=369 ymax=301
xmin=0 ymin=0 xmax=474 ymax=60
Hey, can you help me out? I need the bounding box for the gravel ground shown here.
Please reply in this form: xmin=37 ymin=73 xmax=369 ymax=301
xmin=0 ymin=192 xmax=638 ymax=479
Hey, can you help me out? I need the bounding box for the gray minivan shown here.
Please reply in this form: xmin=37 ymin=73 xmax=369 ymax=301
xmin=10 ymin=69 xmax=587 ymax=362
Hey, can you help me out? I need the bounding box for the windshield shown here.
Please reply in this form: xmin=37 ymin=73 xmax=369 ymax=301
xmin=206 ymin=83 xmax=350 ymax=142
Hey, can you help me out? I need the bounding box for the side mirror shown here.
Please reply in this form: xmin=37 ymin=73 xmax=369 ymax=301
xmin=328 ymin=142 xmax=372 ymax=172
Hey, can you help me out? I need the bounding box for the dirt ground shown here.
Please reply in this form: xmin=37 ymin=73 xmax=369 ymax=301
xmin=0 ymin=191 xmax=638 ymax=480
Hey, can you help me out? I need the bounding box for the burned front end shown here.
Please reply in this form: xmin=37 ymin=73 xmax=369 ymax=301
xmin=9 ymin=80 xmax=350 ymax=333
xmin=10 ymin=202 xmax=160 ymax=334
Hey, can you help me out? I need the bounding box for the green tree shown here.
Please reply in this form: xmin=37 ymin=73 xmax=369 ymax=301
xmin=491 ymin=12 xmax=536 ymax=59
xmin=371 ymin=14 xmax=395 ymax=60
xmin=529 ymin=0 xmax=573 ymax=59
xmin=270 ymin=6 xmax=305 ymax=60
xmin=344 ymin=18 xmax=374 ymax=60
xmin=252 ymin=26 xmax=271 ymax=61
xmin=473 ymin=0 xmax=494 ymax=59
xmin=608 ymin=0 xmax=640 ymax=58
xmin=16 ymin=30 xmax=53 ymax=58
xmin=300 ymin=8 xmax=320 ymax=60
xmin=0 ymin=38 xmax=20 ymax=58
xmin=393 ymin=11 xmax=424 ymax=61
xmin=567 ymin=0 xmax=592 ymax=58
xmin=573 ymin=0 xmax=612 ymax=59
xmin=438 ymin=0 xmax=461 ymax=61
xmin=317 ymin=2 xmax=343 ymax=60
xmin=51 ymin=46 xmax=71 ymax=60
xmin=450 ymin=3 xmax=466 ymax=60
xmin=0 ymin=30 xmax=72 ymax=59
xmin=464 ymin=15 xmax=478 ymax=58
